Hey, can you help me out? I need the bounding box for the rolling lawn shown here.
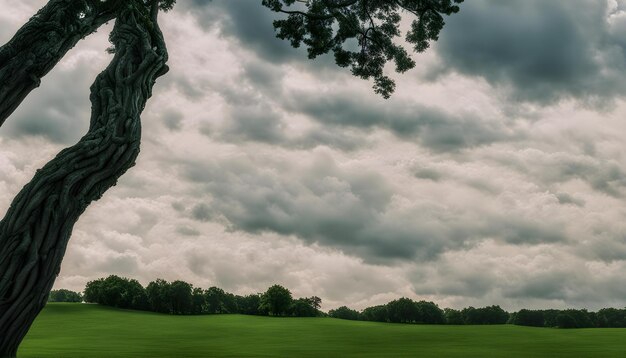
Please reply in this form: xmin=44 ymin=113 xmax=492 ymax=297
xmin=19 ymin=303 xmax=626 ymax=357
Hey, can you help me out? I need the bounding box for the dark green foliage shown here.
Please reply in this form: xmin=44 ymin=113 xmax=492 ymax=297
xmin=235 ymin=294 xmax=262 ymax=315
xmin=289 ymin=298 xmax=320 ymax=317
xmin=329 ymin=306 xmax=361 ymax=320
xmin=157 ymin=0 xmax=176 ymax=11
xmin=415 ymin=300 xmax=445 ymax=324
xmin=262 ymin=0 xmax=463 ymax=98
xmin=597 ymin=308 xmax=626 ymax=328
xmin=83 ymin=277 xmax=322 ymax=318
xmin=511 ymin=309 xmax=599 ymax=328
xmin=84 ymin=276 xmax=148 ymax=310
xmin=170 ymin=280 xmax=193 ymax=315
xmin=146 ymin=279 xmax=172 ymax=314
xmin=361 ymin=305 xmax=387 ymax=322
xmin=444 ymin=308 xmax=464 ymax=325
xmin=562 ymin=309 xmax=594 ymax=328
xmin=387 ymin=297 xmax=419 ymax=323
xmin=205 ymin=287 xmax=232 ymax=314
xmin=260 ymin=285 xmax=293 ymax=316
xmin=356 ymin=298 xmax=444 ymax=324
xmin=512 ymin=309 xmax=545 ymax=327
xmin=48 ymin=289 xmax=82 ymax=303
xmin=461 ymin=306 xmax=509 ymax=325
xmin=556 ymin=314 xmax=578 ymax=329
xmin=191 ymin=288 xmax=205 ymax=315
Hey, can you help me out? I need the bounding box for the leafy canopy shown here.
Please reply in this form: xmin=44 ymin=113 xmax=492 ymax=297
xmin=262 ymin=0 xmax=463 ymax=98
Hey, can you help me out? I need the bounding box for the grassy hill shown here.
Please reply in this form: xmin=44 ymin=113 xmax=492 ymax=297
xmin=19 ymin=303 xmax=626 ymax=357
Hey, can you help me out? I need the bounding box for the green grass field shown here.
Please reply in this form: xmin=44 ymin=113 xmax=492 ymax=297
xmin=19 ymin=303 xmax=626 ymax=357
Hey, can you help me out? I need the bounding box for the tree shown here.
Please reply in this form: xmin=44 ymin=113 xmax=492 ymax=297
xmin=556 ymin=313 xmax=578 ymax=329
xmin=386 ymin=297 xmax=419 ymax=323
xmin=306 ymin=296 xmax=322 ymax=311
xmin=329 ymin=305 xmax=361 ymax=321
xmin=191 ymin=287 xmax=206 ymax=315
xmin=361 ymin=305 xmax=388 ymax=322
xmin=169 ymin=280 xmax=193 ymax=315
xmin=512 ymin=309 xmax=545 ymax=327
xmin=260 ymin=284 xmax=293 ymax=316
xmin=83 ymin=275 xmax=148 ymax=310
xmin=235 ymin=294 xmax=262 ymax=315
xmin=289 ymin=298 xmax=319 ymax=317
xmin=48 ymin=289 xmax=82 ymax=303
xmin=0 ymin=0 xmax=463 ymax=354
xmin=597 ymin=308 xmax=626 ymax=328
xmin=444 ymin=308 xmax=464 ymax=325
xmin=205 ymin=286 xmax=228 ymax=314
xmin=261 ymin=0 xmax=463 ymax=98
xmin=415 ymin=300 xmax=445 ymax=324
xmin=146 ymin=279 xmax=172 ymax=314
xmin=0 ymin=3 xmax=169 ymax=355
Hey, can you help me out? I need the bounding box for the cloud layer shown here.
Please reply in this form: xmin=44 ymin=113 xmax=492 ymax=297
xmin=1 ymin=0 xmax=626 ymax=311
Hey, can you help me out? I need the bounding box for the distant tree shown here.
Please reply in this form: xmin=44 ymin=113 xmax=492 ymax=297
xmin=561 ymin=309 xmax=594 ymax=328
xmin=83 ymin=278 xmax=106 ymax=304
xmin=329 ymin=306 xmax=361 ymax=321
xmin=191 ymin=287 xmax=206 ymax=315
xmin=461 ymin=306 xmax=509 ymax=325
xmin=387 ymin=298 xmax=419 ymax=323
xmin=556 ymin=313 xmax=578 ymax=329
xmin=260 ymin=285 xmax=293 ymax=316
xmin=146 ymin=279 xmax=172 ymax=314
xmin=235 ymin=294 xmax=262 ymax=315
xmin=290 ymin=298 xmax=319 ymax=317
xmin=444 ymin=308 xmax=464 ymax=325
xmin=222 ymin=292 xmax=238 ymax=314
xmin=597 ymin=308 xmax=626 ymax=328
xmin=307 ymin=296 xmax=322 ymax=311
xmin=170 ymin=280 xmax=193 ymax=315
xmin=126 ymin=280 xmax=149 ymax=310
xmin=415 ymin=301 xmax=445 ymax=324
xmin=205 ymin=287 xmax=229 ymax=314
xmin=481 ymin=305 xmax=509 ymax=324
xmin=361 ymin=305 xmax=388 ymax=322
xmin=83 ymin=275 xmax=147 ymax=310
xmin=512 ymin=309 xmax=545 ymax=327
xmin=541 ymin=309 xmax=561 ymax=328
xmin=48 ymin=289 xmax=82 ymax=303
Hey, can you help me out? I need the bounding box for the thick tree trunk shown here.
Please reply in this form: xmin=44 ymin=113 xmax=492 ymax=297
xmin=0 ymin=3 xmax=168 ymax=357
xmin=0 ymin=0 xmax=118 ymax=127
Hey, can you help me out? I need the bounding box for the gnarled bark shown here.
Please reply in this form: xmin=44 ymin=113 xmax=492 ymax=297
xmin=0 ymin=0 xmax=119 ymax=127
xmin=0 ymin=3 xmax=168 ymax=357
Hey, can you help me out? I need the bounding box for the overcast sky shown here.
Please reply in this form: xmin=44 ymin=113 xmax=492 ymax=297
xmin=3 ymin=0 xmax=626 ymax=311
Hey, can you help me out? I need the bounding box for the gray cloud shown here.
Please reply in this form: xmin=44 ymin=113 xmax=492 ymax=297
xmin=490 ymin=149 xmax=626 ymax=197
xmin=191 ymin=203 xmax=213 ymax=222
xmin=181 ymin=0 xmax=306 ymax=63
xmin=285 ymin=92 xmax=518 ymax=152
xmin=178 ymin=154 xmax=569 ymax=263
xmin=0 ymin=62 xmax=94 ymax=143
xmin=435 ymin=0 xmax=625 ymax=105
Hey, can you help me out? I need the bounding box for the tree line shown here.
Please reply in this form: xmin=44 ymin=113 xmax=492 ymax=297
xmin=331 ymin=302 xmax=626 ymax=328
xmin=330 ymin=300 xmax=508 ymax=325
xmin=78 ymin=275 xmax=321 ymax=317
xmin=51 ymin=276 xmax=626 ymax=328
